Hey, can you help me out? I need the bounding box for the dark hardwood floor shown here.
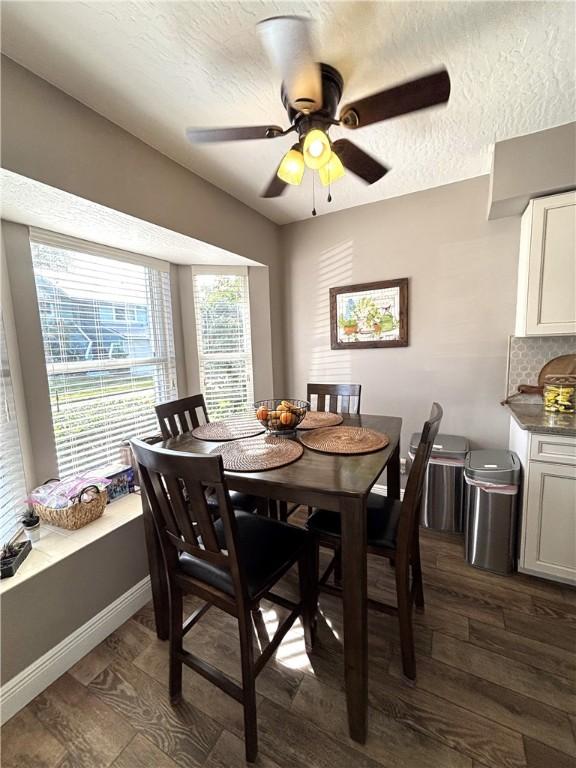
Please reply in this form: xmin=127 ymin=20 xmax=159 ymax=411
xmin=2 ymin=516 xmax=575 ymax=768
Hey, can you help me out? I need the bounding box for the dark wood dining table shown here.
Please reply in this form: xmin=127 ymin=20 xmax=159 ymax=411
xmin=141 ymin=412 xmax=402 ymax=744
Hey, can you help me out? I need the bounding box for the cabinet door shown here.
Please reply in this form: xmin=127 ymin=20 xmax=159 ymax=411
xmin=522 ymin=461 xmax=576 ymax=583
xmin=525 ymin=191 xmax=576 ymax=335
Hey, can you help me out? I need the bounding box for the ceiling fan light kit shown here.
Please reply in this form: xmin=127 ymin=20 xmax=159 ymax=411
xmin=319 ymin=152 xmax=345 ymax=187
xmin=185 ymin=16 xmax=451 ymax=206
xmin=277 ymin=144 xmax=305 ymax=185
xmin=302 ymin=128 xmax=331 ymax=169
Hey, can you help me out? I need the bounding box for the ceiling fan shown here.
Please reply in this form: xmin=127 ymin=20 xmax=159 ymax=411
xmin=186 ymin=16 xmax=451 ymax=200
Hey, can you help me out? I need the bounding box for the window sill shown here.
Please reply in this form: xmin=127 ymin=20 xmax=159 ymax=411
xmin=0 ymin=493 xmax=143 ymax=595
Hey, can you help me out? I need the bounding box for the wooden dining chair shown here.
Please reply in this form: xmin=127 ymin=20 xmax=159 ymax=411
xmin=277 ymin=382 xmax=363 ymax=524
xmin=307 ymin=382 xmax=362 ymax=415
xmin=131 ymin=438 xmax=317 ymax=763
xmin=307 ymin=402 xmax=443 ymax=680
xmin=155 ymin=395 xmax=267 ymax=515
xmin=156 ymin=394 xmax=210 ymax=438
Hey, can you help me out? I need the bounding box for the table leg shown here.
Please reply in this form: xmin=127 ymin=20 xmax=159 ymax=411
xmin=340 ymin=496 xmax=368 ymax=743
xmin=387 ymin=440 xmax=401 ymax=500
xmin=140 ymin=489 xmax=169 ymax=640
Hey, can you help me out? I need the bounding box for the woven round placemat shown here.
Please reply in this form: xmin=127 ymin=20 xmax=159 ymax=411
xmin=299 ymin=426 xmax=389 ymax=455
xmin=192 ymin=417 xmax=265 ymax=442
xmin=297 ymin=411 xmax=344 ymax=430
xmin=210 ymin=435 xmax=304 ymax=472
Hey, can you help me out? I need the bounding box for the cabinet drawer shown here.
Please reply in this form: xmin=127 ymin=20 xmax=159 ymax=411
xmin=530 ymin=433 xmax=576 ymax=465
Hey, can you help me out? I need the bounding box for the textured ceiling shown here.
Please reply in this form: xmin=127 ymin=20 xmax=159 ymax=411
xmin=2 ymin=1 xmax=575 ymax=225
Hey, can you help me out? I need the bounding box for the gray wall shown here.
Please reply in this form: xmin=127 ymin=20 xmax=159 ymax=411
xmin=0 ymin=517 xmax=149 ymax=684
xmin=0 ymin=58 xmax=284 ymax=687
xmin=281 ymin=176 xmax=520 ymax=455
xmin=1 ymin=56 xmax=285 ymax=393
xmin=489 ymin=122 xmax=576 ymax=219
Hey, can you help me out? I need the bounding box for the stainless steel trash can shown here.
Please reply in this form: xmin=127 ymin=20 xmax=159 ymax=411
xmin=464 ymin=450 xmax=521 ymax=575
xmin=409 ymin=433 xmax=469 ymax=533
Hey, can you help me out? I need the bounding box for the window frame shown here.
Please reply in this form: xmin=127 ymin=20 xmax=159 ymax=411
xmin=0 ymin=314 xmax=29 ymax=545
xmin=29 ymin=229 xmax=178 ymax=479
xmin=191 ymin=265 xmax=255 ymax=419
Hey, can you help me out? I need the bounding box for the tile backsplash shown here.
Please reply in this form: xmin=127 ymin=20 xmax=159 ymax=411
xmin=506 ymin=335 xmax=576 ymax=400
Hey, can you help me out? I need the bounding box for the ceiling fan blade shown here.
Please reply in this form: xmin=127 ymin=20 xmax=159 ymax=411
xmin=332 ymin=139 xmax=389 ymax=184
xmin=261 ymin=166 xmax=288 ymax=198
xmin=258 ymin=16 xmax=322 ymax=113
xmin=339 ymin=69 xmax=451 ymax=129
xmin=186 ymin=125 xmax=283 ymax=143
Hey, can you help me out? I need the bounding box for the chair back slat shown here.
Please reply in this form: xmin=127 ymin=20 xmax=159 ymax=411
xmin=183 ymin=479 xmax=221 ymax=553
xmin=166 ymin=531 xmax=228 ymax=567
xmin=307 ymin=383 xmax=362 ymax=415
xmin=156 ymin=394 xmax=209 ymax=439
xmin=143 ymin=467 xmax=182 ymax=547
xmin=176 ymin=411 xmax=191 ymax=434
xmin=397 ymin=403 xmax=443 ymax=549
xmin=167 ymin=414 xmax=180 ymax=438
xmin=163 ymin=474 xmax=199 ymax=547
xmin=131 ymin=438 xmax=249 ymax=601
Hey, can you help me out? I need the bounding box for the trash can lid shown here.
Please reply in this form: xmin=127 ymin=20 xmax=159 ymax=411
xmin=409 ymin=432 xmax=469 ymax=459
xmin=464 ymin=450 xmax=521 ymax=485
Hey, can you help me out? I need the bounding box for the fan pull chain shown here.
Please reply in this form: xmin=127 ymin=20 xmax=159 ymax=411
xmin=312 ymin=172 xmax=317 ymax=216
xmin=327 ymin=178 xmax=332 ymax=203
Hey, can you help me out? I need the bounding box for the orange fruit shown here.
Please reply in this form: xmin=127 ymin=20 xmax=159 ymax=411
xmin=280 ymin=411 xmax=295 ymax=427
xmin=256 ymin=406 xmax=268 ymax=421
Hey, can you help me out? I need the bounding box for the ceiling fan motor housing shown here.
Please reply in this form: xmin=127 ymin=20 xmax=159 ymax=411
xmin=282 ymin=63 xmax=344 ymax=125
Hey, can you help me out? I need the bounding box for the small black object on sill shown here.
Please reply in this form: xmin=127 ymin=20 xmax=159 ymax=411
xmin=1 ymin=540 xmax=32 ymax=579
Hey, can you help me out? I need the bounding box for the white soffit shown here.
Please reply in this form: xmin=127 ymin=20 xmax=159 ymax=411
xmin=2 ymin=1 xmax=575 ymax=225
xmin=0 ymin=170 xmax=261 ymax=267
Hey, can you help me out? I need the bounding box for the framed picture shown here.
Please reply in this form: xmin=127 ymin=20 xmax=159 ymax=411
xmin=330 ymin=278 xmax=409 ymax=349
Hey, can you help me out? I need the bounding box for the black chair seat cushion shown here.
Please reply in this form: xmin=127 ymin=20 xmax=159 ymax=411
xmin=206 ymin=490 xmax=261 ymax=513
xmin=307 ymin=493 xmax=402 ymax=550
xmin=179 ymin=511 xmax=307 ymax=599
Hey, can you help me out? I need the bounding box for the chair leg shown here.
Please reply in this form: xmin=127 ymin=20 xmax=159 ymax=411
xmin=299 ymin=540 xmax=318 ymax=652
xmin=412 ymin=535 xmax=425 ymax=612
xmin=267 ymin=499 xmax=278 ymax=519
xmin=395 ymin=561 xmax=416 ymax=681
xmin=169 ymin=585 xmax=183 ymax=703
xmin=256 ymin=498 xmax=268 ymax=517
xmin=333 ymin=548 xmax=342 ymax=587
xmin=278 ymin=501 xmax=289 ymax=523
xmin=238 ymin=608 xmax=258 ymax=763
xmin=251 ymin=606 xmax=268 ymax=650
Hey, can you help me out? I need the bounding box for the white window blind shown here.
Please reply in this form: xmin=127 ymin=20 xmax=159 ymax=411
xmin=192 ymin=269 xmax=254 ymax=419
xmin=30 ymin=234 xmax=177 ymax=478
xmin=0 ymin=316 xmax=27 ymax=545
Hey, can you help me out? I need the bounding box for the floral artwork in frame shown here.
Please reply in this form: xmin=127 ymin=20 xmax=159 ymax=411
xmin=330 ymin=278 xmax=408 ymax=349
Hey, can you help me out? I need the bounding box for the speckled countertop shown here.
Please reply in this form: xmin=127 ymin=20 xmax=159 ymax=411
xmin=506 ymin=402 xmax=576 ymax=436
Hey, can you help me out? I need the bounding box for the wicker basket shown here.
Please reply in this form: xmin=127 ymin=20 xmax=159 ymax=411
xmin=32 ymin=485 xmax=108 ymax=530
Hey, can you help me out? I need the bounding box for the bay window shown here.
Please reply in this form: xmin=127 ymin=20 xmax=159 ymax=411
xmin=30 ymin=232 xmax=177 ymax=478
xmin=192 ymin=267 xmax=254 ymax=419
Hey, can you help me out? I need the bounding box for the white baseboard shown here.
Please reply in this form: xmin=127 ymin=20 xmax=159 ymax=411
xmin=0 ymin=576 xmax=151 ymax=725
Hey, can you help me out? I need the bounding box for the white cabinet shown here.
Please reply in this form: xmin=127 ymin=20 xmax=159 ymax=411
xmin=511 ymin=421 xmax=576 ymax=584
xmin=515 ymin=191 xmax=576 ymax=336
xmin=523 ymin=460 xmax=576 ymax=583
